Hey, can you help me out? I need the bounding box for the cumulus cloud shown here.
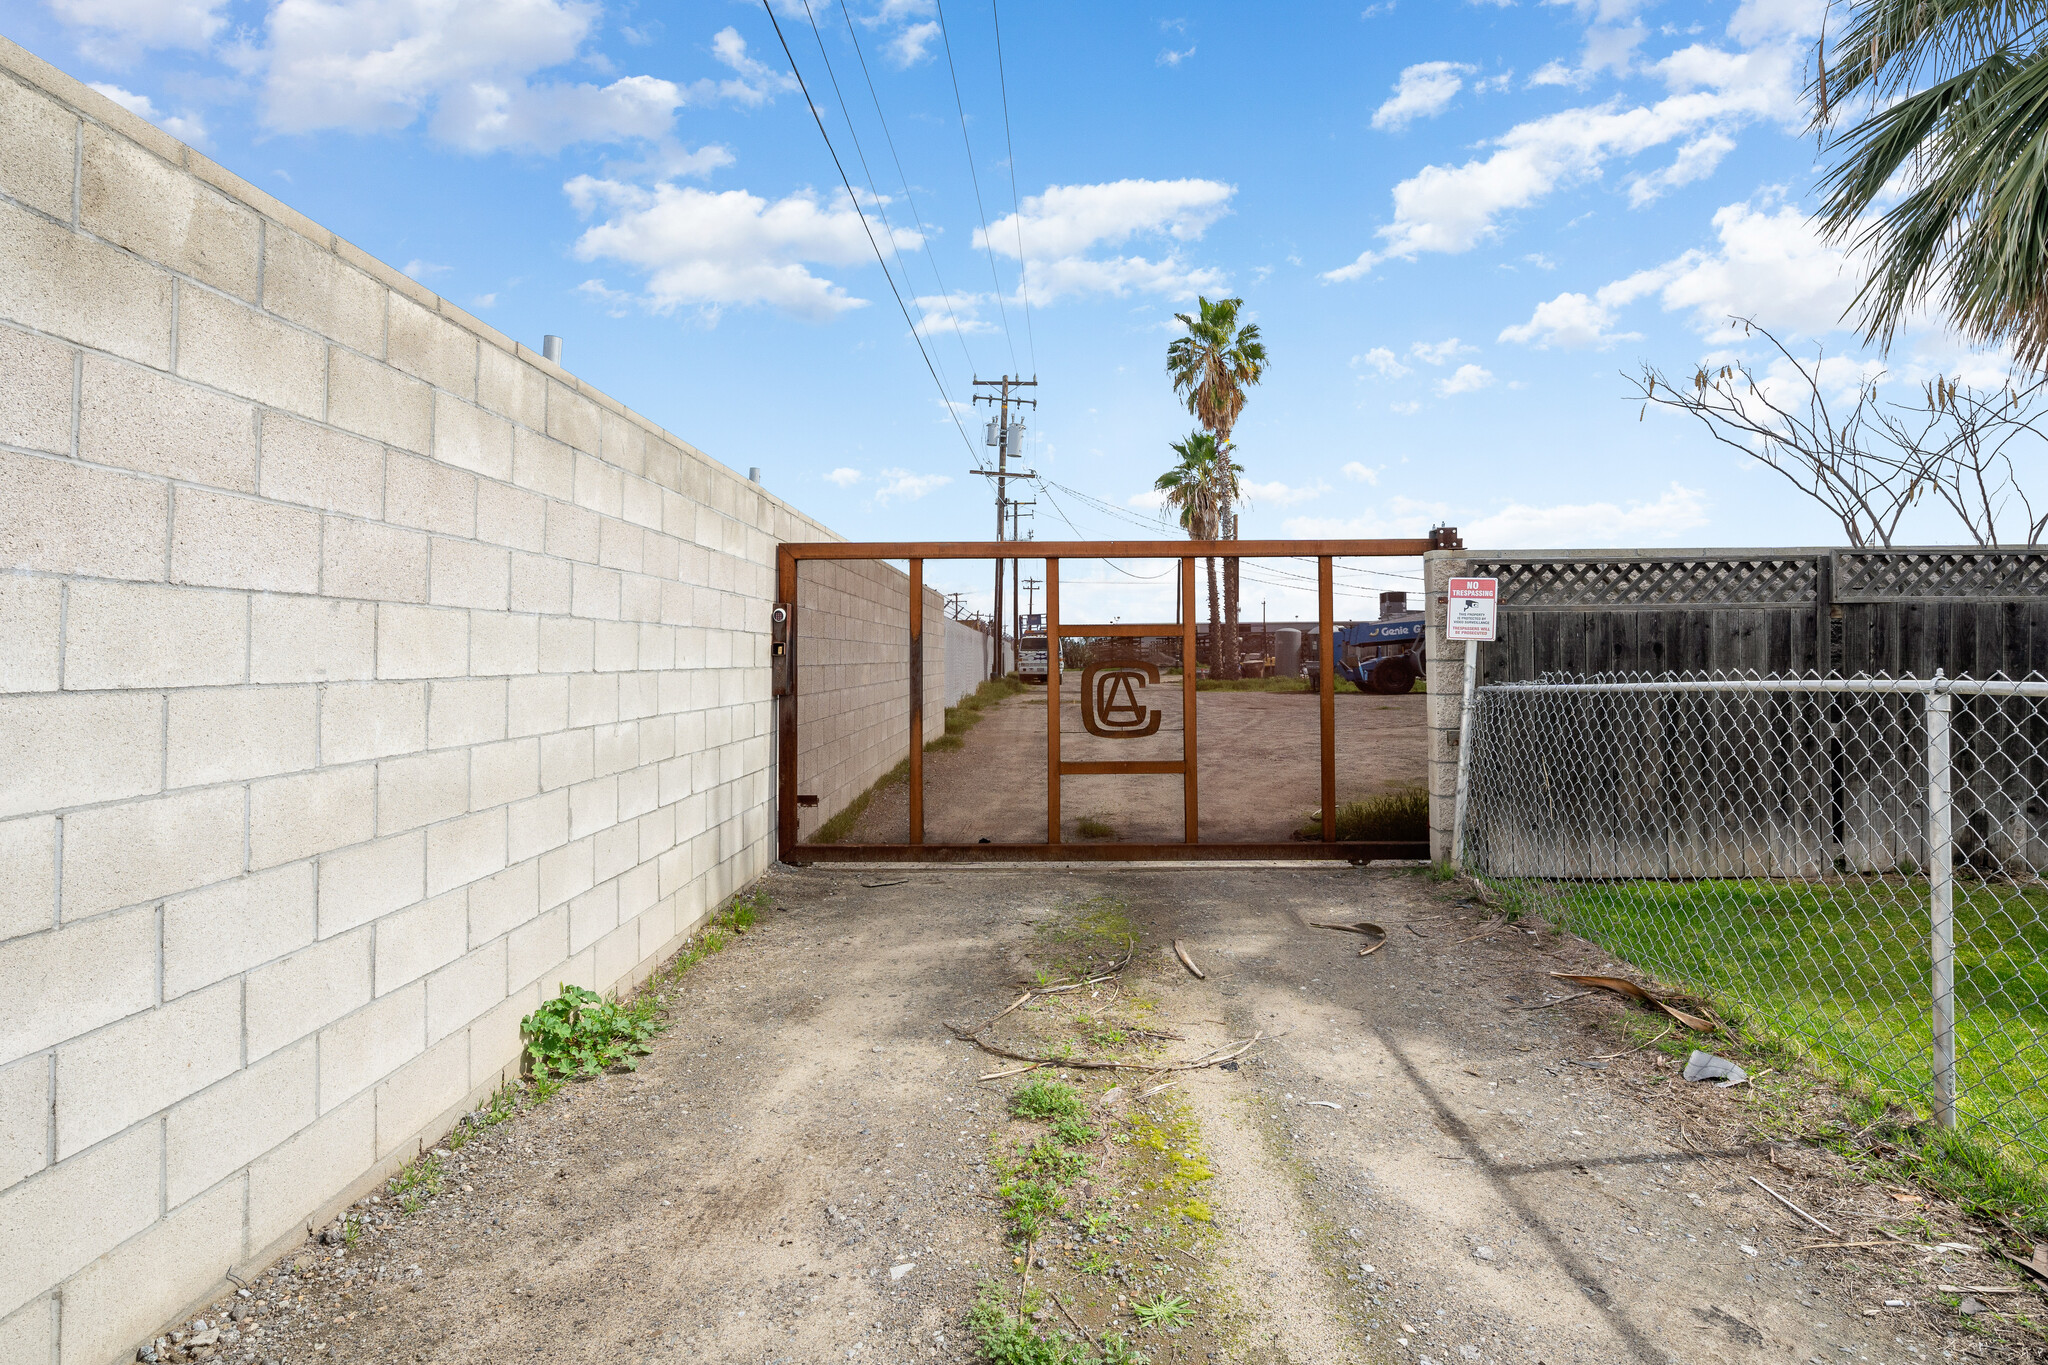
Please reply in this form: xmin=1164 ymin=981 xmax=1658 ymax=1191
xmin=1501 ymin=197 xmax=1864 ymax=347
xmin=978 ymin=179 xmax=1236 ymax=303
xmin=1463 ymin=483 xmax=1709 ymax=546
xmin=568 ymin=180 xmax=919 ymax=321
xmin=1241 ymin=479 xmax=1331 ymax=508
xmin=1372 ymin=61 xmax=1473 ymax=131
xmin=1436 ymin=363 xmax=1495 ymax=395
xmin=825 ymin=467 xmax=864 ymax=487
xmin=1410 ymin=337 xmax=1474 ymax=365
xmin=1342 ymin=461 xmax=1381 ymax=484
xmin=1325 ymin=7 xmax=1814 ymax=280
xmin=248 ymin=7 xmax=785 ymax=152
xmin=1158 ymin=46 xmax=1196 ymax=66
xmin=87 ymin=82 xmax=208 ymax=144
xmin=874 ymin=468 xmax=951 ymax=503
xmin=53 ymin=0 xmax=225 ymax=60
xmin=1353 ymin=347 xmax=1411 ymax=378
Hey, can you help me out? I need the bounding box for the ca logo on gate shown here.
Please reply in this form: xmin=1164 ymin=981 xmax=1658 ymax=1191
xmin=1080 ymin=662 xmax=1163 ymax=738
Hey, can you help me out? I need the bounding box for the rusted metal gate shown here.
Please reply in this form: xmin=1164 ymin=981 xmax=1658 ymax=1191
xmin=775 ymin=538 xmax=1441 ymax=862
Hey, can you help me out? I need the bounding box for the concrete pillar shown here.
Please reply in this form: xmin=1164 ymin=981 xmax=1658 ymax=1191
xmin=1423 ymin=549 xmax=1471 ymax=862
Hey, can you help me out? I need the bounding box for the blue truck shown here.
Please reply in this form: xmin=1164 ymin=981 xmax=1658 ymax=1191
xmin=1321 ymin=616 xmax=1426 ymax=694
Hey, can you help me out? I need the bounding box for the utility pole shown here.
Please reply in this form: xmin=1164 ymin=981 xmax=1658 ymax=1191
xmin=971 ymin=375 xmax=1037 ymax=680
xmin=1020 ymin=576 xmax=1041 ymax=634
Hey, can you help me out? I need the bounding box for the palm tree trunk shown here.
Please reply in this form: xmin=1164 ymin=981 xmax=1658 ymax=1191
xmin=1204 ymin=556 xmax=1221 ymax=677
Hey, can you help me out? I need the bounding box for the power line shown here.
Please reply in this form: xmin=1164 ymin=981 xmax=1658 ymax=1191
xmin=760 ymin=0 xmax=977 ymax=458
xmin=835 ymin=0 xmax=980 ymax=379
xmin=989 ymin=0 xmax=1037 ymax=375
xmin=797 ymin=0 xmax=953 ymax=392
xmin=934 ymin=0 xmax=1020 ymax=374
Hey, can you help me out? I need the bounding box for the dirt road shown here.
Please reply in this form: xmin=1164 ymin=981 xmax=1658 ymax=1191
xmin=182 ymin=865 xmax=2039 ymax=1365
xmin=843 ymin=687 xmax=1427 ymax=845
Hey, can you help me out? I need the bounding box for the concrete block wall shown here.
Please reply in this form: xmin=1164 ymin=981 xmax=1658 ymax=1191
xmin=0 ymin=36 xmax=868 ymax=1364
xmin=793 ymin=561 xmax=945 ymax=841
xmin=943 ymin=616 xmax=993 ymax=707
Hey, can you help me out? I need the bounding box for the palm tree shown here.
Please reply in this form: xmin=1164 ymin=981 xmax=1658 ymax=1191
xmin=1813 ymin=0 xmax=2048 ymax=367
xmin=1154 ymin=432 xmax=1240 ymax=673
xmin=1167 ymin=296 xmax=1267 ymax=677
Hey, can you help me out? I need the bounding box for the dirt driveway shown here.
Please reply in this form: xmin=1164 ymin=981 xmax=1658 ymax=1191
xmin=844 ymin=687 xmax=1427 ymax=845
xmin=179 ymin=864 xmax=2041 ymax=1365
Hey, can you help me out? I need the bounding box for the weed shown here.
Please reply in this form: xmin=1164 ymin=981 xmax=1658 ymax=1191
xmin=1075 ymin=1249 xmax=1114 ymax=1275
xmin=727 ymin=889 xmax=765 ymax=932
xmin=520 ymin=983 xmax=662 ymax=1081
xmin=340 ymin=1214 xmax=363 ymax=1247
xmin=1429 ymin=860 xmax=1461 ymax=882
xmin=999 ymin=1177 xmax=1064 ymax=1240
xmin=1012 ymin=1079 xmax=1087 ymax=1123
xmin=389 ymin=1153 xmax=444 ymax=1214
xmin=480 ymin=1080 xmax=519 ymax=1127
xmin=1131 ymin=1292 xmax=1191 ymax=1327
xmin=1025 ymin=1135 xmax=1089 ymax=1185
xmin=967 ymin=1287 xmax=1148 ymax=1365
xmin=1051 ymin=1114 xmax=1098 ymax=1146
xmin=1080 ymin=1209 xmax=1119 ymax=1237
xmin=1298 ymin=786 xmax=1428 ymax=842
xmin=1077 ymin=816 xmax=1117 ymax=839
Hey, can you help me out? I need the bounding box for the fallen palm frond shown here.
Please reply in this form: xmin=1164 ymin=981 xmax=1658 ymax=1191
xmin=1549 ymin=971 xmax=1715 ymax=1031
xmin=1308 ymin=920 xmax=1388 ymax=956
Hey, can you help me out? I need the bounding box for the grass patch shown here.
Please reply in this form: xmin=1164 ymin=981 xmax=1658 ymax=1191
xmin=809 ymin=676 xmax=1027 ymax=842
xmin=1193 ymin=676 xmax=1312 ymax=693
xmin=1076 ymin=816 xmax=1117 ymax=839
xmin=389 ymin=1152 xmax=443 ymax=1214
xmin=1511 ymin=874 xmax=2048 ymax=1201
xmin=1012 ymin=1078 xmax=1088 ymax=1123
xmin=968 ymin=1286 xmax=1150 ymax=1365
xmin=1298 ymin=786 xmax=1428 ymax=842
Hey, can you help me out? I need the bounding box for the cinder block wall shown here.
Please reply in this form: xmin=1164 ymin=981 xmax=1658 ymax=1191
xmin=0 ymin=36 xmax=893 ymax=1365
xmin=793 ymin=562 xmax=946 ymax=841
xmin=943 ymin=616 xmax=993 ymax=707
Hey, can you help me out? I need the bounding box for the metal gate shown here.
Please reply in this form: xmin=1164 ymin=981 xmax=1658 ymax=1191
xmin=774 ymin=537 xmax=1443 ymax=862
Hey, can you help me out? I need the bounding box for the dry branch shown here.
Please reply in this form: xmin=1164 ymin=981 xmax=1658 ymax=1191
xmin=1173 ymin=939 xmax=1206 ymax=979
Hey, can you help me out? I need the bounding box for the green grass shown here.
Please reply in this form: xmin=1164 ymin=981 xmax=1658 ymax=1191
xmin=1076 ymin=816 xmax=1117 ymax=839
xmin=1012 ymin=1078 xmax=1088 ymax=1122
xmin=1519 ymin=874 xmax=2048 ymax=1197
xmin=1298 ymin=786 xmax=1429 ymax=842
xmin=809 ymin=676 xmax=1027 ymax=842
xmin=1193 ymin=675 xmax=1313 ymax=693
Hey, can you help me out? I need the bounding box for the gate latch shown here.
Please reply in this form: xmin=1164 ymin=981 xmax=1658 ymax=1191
xmin=771 ymin=602 xmax=794 ymax=697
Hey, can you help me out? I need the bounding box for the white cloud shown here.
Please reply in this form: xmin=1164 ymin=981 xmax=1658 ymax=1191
xmin=1626 ymin=130 xmax=1736 ymax=205
xmin=978 ymin=179 xmax=1236 ymax=303
xmin=1353 ymin=347 xmax=1411 ymax=378
xmin=1391 ymin=400 xmax=1422 ymax=414
xmin=1498 ymin=287 xmax=1642 ymax=348
xmin=86 ymin=82 xmax=208 ymax=144
xmin=1341 ymin=461 xmax=1380 ymax=485
xmin=401 ymin=258 xmax=449 ymax=280
xmin=1127 ymin=488 xmax=1168 ymax=510
xmin=251 ymin=9 xmax=784 ymax=153
xmin=1515 ymin=197 xmax=1863 ymax=346
xmin=472 ymin=292 xmax=497 ymax=309
xmin=1158 ymin=46 xmax=1196 ymax=66
xmin=1372 ymin=61 xmax=1473 ymax=131
xmin=825 ymin=467 xmax=864 ymax=488
xmin=1436 ymin=363 xmax=1495 ymax=395
xmin=1524 ymin=252 xmax=1557 ymax=269
xmin=569 ymin=181 xmax=919 ymax=321
xmin=912 ymin=292 xmax=1001 ymax=337
xmin=889 ymin=21 xmax=940 ymax=66
xmin=1325 ymin=18 xmax=1812 ymax=280
xmin=53 ymin=0 xmax=225 ymax=60
xmin=1410 ymin=337 xmax=1473 ymax=365
xmin=874 ymin=468 xmax=951 ymax=503
xmin=1241 ymin=479 xmax=1331 ymax=508
xmin=1464 ymin=483 xmax=1709 ymax=546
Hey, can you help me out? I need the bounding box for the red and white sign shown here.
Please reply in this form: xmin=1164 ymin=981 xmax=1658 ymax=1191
xmin=1446 ymin=577 xmax=1498 ymax=642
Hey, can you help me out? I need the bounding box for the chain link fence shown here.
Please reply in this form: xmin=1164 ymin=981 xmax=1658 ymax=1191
xmin=1458 ymin=670 xmax=2048 ymax=1174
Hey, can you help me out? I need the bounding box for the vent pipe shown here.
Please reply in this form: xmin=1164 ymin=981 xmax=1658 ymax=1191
xmin=542 ymin=335 xmax=563 ymax=364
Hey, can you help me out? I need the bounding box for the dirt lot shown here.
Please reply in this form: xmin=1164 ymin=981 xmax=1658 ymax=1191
xmin=153 ymin=861 xmax=2048 ymax=1365
xmin=842 ymin=686 xmax=1427 ymax=845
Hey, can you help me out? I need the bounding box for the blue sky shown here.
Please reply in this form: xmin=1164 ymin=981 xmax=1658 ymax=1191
xmin=3 ymin=0 xmax=2009 ymax=619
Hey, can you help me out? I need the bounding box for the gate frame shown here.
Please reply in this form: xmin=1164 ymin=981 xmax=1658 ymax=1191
xmin=776 ymin=537 xmax=1450 ymax=862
